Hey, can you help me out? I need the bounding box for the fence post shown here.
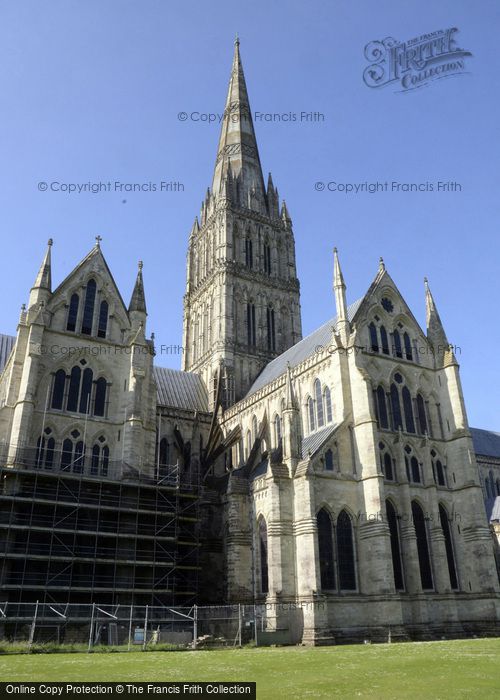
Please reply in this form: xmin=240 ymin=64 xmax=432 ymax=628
xmin=27 ymin=600 xmax=39 ymax=653
xmin=238 ymin=604 xmax=242 ymax=648
xmin=88 ymin=603 xmax=95 ymax=653
xmin=193 ymin=605 xmax=198 ymax=649
xmin=142 ymin=605 xmax=148 ymax=651
xmin=127 ymin=604 xmax=134 ymax=651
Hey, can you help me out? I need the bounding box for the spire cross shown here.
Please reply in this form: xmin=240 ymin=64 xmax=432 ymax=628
xmin=95 ymin=235 xmax=102 ymax=247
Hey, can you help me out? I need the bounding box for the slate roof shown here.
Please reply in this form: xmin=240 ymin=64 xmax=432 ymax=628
xmin=301 ymin=423 xmax=338 ymax=460
xmin=0 ymin=334 xmax=15 ymax=373
xmin=470 ymin=428 xmax=500 ymax=459
xmin=154 ymin=366 xmax=209 ymax=412
xmin=246 ymin=300 xmax=362 ymax=397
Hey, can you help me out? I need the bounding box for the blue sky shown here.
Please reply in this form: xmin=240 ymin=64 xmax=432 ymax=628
xmin=0 ymin=0 xmax=498 ymax=429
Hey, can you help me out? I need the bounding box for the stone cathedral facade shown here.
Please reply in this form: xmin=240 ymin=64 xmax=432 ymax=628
xmin=0 ymin=40 xmax=499 ymax=641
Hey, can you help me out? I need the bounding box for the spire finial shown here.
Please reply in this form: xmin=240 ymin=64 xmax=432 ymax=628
xmin=47 ymin=238 xmax=53 ymax=247
xmin=95 ymin=235 xmax=102 ymax=247
xmin=234 ymin=33 xmax=239 ymax=46
xmin=379 ymin=256 xmax=385 ymax=271
xmin=138 ymin=260 xmax=143 ymax=271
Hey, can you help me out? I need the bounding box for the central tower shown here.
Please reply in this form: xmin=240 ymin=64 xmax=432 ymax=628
xmin=182 ymin=40 xmax=302 ymax=406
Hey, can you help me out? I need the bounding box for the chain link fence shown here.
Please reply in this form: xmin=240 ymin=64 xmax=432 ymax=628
xmin=0 ymin=602 xmax=304 ymax=651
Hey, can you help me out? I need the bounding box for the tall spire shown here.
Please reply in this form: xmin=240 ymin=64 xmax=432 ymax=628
xmin=424 ymin=277 xmax=455 ymax=366
xmin=333 ymin=247 xmax=349 ymax=344
xmin=32 ymin=238 xmax=53 ymax=291
xmin=29 ymin=239 xmax=52 ymax=308
xmin=129 ymin=261 xmax=147 ymax=315
xmin=212 ymin=39 xmax=266 ymax=207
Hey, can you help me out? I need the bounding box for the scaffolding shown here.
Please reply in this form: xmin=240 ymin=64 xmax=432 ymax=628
xmin=0 ymin=443 xmax=201 ymax=610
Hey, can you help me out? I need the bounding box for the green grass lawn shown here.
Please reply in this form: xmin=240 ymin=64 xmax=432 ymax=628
xmin=0 ymin=639 xmax=499 ymax=699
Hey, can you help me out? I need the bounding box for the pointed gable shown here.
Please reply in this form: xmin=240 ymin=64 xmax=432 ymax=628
xmin=50 ymin=244 xmax=130 ymax=321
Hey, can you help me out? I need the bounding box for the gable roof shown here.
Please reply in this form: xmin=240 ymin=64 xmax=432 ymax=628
xmin=470 ymin=428 xmax=500 ymax=459
xmin=154 ymin=366 xmax=209 ymax=412
xmin=351 ymin=267 xmax=426 ymax=338
xmin=246 ymin=299 xmax=362 ymax=397
xmin=53 ymin=246 xmax=129 ymax=318
xmin=0 ymin=334 xmax=15 ymax=373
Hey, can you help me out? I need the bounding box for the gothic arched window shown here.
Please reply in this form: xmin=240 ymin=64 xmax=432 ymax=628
xmin=379 ymin=443 xmax=394 ymax=481
xmin=324 ymin=386 xmax=333 ymax=423
xmin=91 ymin=439 xmax=109 ymax=477
xmin=317 ymin=508 xmax=335 ymax=589
xmin=61 ymin=438 xmax=73 ymax=471
xmin=402 ymin=386 xmax=415 ymax=433
xmin=416 ymin=394 xmax=427 ymax=435
xmin=258 ymin=517 xmax=269 ymax=594
xmin=324 ymin=448 xmax=334 ymax=471
xmin=73 ymin=440 xmax=85 ymax=473
xmin=245 ymin=238 xmax=253 ymax=269
xmin=94 ymin=377 xmax=107 ymax=417
xmin=263 ymin=242 xmax=271 ymax=274
xmin=159 ymin=438 xmax=170 ymax=467
xmin=97 ymin=300 xmax=108 ymax=338
xmin=51 ymin=369 xmax=66 ymax=410
xmin=337 ymin=510 xmax=356 ymax=590
xmin=267 ymin=306 xmax=276 ymax=351
xmin=60 ymin=432 xmax=85 ymax=473
xmin=390 ymin=384 xmax=403 ymax=431
xmin=314 ymin=379 xmax=324 ymax=428
xmin=439 ymin=504 xmax=458 ymax=590
xmin=411 ymin=501 xmax=433 ymax=590
xmin=369 ymin=322 xmax=379 ymax=353
xmin=376 ymin=386 xmax=389 ymax=429
xmin=274 ymin=414 xmax=281 ymax=446
xmin=411 ymin=456 xmax=420 ymax=483
xmin=308 ymin=397 xmax=316 ymax=433
xmin=393 ymin=330 xmax=403 ymax=358
xmin=35 ymin=428 xmax=55 ymax=470
xmin=66 ymin=293 xmax=79 ymax=332
xmin=79 ymin=367 xmax=93 ymax=414
xmin=386 ymin=500 xmax=404 ymax=590
xmin=380 ymin=325 xmax=390 ymax=355
xmin=436 ymin=459 xmax=446 ymax=486
xmin=247 ymin=303 xmax=256 ymax=346
xmin=404 ymin=332 xmax=413 ymax=361
xmin=66 ymin=366 xmax=81 ymax=412
xmin=81 ymin=278 xmax=97 ymax=335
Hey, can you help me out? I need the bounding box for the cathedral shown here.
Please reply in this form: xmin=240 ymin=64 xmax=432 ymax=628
xmin=0 ymin=40 xmax=499 ymax=643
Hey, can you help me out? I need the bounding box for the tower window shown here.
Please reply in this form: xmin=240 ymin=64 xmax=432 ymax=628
xmin=245 ymin=238 xmax=253 ymax=268
xmin=263 ymin=243 xmax=271 ymax=274
xmin=369 ymin=322 xmax=379 ymax=352
xmin=247 ymin=303 xmax=256 ymax=346
xmin=267 ymin=306 xmax=276 ymax=351
xmin=402 ymin=386 xmax=415 ymax=433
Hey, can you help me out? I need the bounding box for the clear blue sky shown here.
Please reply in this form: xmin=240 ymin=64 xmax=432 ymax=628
xmin=0 ymin=0 xmax=498 ymax=430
